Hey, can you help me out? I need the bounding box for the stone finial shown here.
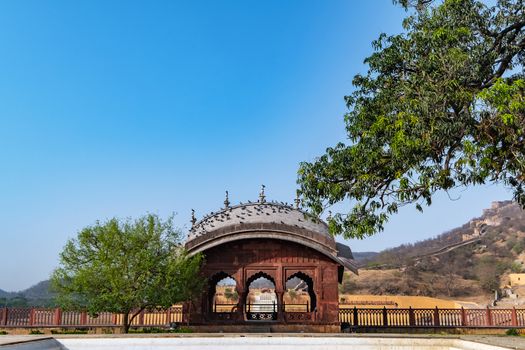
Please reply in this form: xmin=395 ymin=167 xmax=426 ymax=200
xmin=259 ymin=184 xmax=266 ymax=203
xmin=191 ymin=209 xmax=196 ymax=227
xmin=224 ymin=190 xmax=230 ymax=209
xmin=294 ymin=192 xmax=301 ymax=209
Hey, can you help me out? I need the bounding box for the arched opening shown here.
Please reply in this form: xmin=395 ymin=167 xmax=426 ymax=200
xmin=209 ymin=272 xmax=238 ymax=313
xmin=245 ymin=272 xmax=277 ymax=320
xmin=284 ymin=272 xmax=316 ymax=312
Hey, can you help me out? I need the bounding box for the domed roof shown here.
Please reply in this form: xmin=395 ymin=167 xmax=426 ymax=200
xmin=187 ymin=202 xmax=329 ymax=241
xmin=185 ymin=200 xmax=358 ymax=274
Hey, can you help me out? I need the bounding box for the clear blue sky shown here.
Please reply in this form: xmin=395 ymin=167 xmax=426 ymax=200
xmin=0 ymin=0 xmax=510 ymax=291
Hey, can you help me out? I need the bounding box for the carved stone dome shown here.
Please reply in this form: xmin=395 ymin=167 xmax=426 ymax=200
xmin=188 ymin=202 xmax=329 ymax=239
xmin=185 ymin=201 xmax=358 ymax=274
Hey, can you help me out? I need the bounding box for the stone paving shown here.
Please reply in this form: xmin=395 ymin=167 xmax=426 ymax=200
xmin=461 ymin=335 xmax=525 ymax=350
xmin=1 ymin=333 xmax=525 ymax=349
xmin=0 ymin=336 xmax=50 ymax=346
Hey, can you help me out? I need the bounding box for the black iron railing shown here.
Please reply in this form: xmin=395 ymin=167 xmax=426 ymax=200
xmin=213 ymin=303 xmax=238 ymax=313
xmin=245 ymin=302 xmax=278 ymax=321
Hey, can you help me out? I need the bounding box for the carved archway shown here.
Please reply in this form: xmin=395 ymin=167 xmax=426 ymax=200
xmin=244 ymin=271 xmax=278 ymax=320
xmin=285 ymin=271 xmax=316 ymax=311
xmin=245 ymin=271 xmax=277 ymax=304
xmin=245 ymin=271 xmax=276 ymax=288
xmin=208 ymin=272 xmax=238 ymax=313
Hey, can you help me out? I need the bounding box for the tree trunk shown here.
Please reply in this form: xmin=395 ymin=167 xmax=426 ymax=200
xmin=126 ymin=308 xmax=145 ymax=333
xmin=123 ymin=312 xmax=130 ymax=334
xmin=186 ymin=301 xmax=194 ymax=326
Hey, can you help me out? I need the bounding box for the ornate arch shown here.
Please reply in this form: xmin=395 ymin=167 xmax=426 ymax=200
xmin=208 ymin=271 xmax=238 ymax=312
xmin=285 ymin=271 xmax=317 ymax=311
xmin=244 ymin=271 xmax=276 ymax=307
xmin=245 ymin=271 xmax=276 ymax=289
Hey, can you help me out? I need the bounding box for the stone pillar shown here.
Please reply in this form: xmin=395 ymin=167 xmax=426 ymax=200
xmin=276 ymin=265 xmax=285 ymax=322
xmin=237 ymin=268 xmax=246 ymax=321
xmin=238 ymin=289 xmax=247 ymax=321
xmin=276 ymin=289 xmax=285 ymax=322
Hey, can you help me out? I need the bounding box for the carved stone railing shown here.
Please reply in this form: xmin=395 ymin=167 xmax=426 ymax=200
xmin=284 ymin=312 xmax=314 ymax=322
xmin=2 ymin=306 xmax=523 ymax=328
xmin=339 ymin=307 xmax=525 ymax=328
xmin=0 ymin=306 xmax=183 ymax=328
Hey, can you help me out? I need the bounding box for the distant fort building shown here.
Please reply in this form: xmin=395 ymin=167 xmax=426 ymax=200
xmin=184 ymin=187 xmax=358 ymax=332
xmin=461 ymin=200 xmax=523 ymax=242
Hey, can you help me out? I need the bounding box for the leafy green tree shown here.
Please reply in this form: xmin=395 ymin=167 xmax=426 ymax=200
xmin=298 ymin=0 xmax=525 ymax=238
xmin=51 ymin=214 xmax=204 ymax=333
xmin=287 ymin=289 xmax=298 ymax=301
xmin=224 ymin=288 xmax=239 ymax=302
xmin=2 ymin=295 xmax=29 ymax=307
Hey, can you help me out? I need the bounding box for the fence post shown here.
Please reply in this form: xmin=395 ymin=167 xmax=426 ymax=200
xmin=408 ymin=307 xmax=415 ymax=326
xmin=461 ymin=307 xmax=466 ymax=327
xmin=353 ymin=306 xmax=358 ymax=327
xmin=54 ymin=308 xmax=62 ymax=326
xmin=382 ymin=307 xmax=388 ymax=327
xmin=486 ymin=307 xmax=493 ymax=326
xmin=166 ymin=308 xmax=171 ymax=325
xmin=80 ymin=311 xmax=87 ymax=325
xmin=433 ymin=307 xmax=440 ymax=326
xmin=29 ymin=308 xmax=35 ymax=326
xmin=1 ymin=308 xmax=6 ymax=326
xmin=512 ymin=307 xmax=518 ymax=327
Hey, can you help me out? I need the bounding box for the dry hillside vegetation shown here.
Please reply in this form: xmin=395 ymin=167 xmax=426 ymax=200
xmin=344 ymin=201 xmax=525 ymax=300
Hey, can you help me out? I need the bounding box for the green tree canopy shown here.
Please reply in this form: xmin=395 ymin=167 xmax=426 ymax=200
xmin=298 ymin=0 xmax=525 ymax=239
xmin=51 ymin=214 xmax=204 ymax=333
xmin=224 ymin=288 xmax=239 ymax=302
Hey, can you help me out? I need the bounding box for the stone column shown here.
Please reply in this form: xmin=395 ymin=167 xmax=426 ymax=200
xmin=238 ymin=289 xmax=247 ymax=321
xmin=275 ymin=264 xmax=285 ymax=322
xmin=276 ymin=289 xmax=285 ymax=322
xmin=237 ymin=268 xmax=246 ymax=321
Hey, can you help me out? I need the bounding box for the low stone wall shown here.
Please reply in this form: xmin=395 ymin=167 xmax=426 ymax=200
xmin=188 ymin=324 xmax=340 ymax=333
xmin=3 ymin=325 xmax=525 ymax=335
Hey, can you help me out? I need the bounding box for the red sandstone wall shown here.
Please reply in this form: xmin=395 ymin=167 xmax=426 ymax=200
xmin=192 ymin=238 xmax=340 ymax=325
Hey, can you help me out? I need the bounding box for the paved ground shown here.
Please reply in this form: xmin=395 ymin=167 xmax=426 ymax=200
xmin=0 ymin=336 xmax=51 ymax=346
xmin=1 ymin=333 xmax=525 ymax=349
xmin=461 ymin=335 xmax=525 ymax=350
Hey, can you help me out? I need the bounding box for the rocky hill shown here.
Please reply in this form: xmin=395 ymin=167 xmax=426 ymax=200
xmin=352 ymin=251 xmax=379 ymax=262
xmin=343 ymin=200 xmax=525 ymax=301
xmin=0 ymin=281 xmax=56 ymax=307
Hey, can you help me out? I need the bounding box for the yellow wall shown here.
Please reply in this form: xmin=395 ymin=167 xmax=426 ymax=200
xmin=339 ymin=294 xmax=460 ymax=308
xmin=509 ymin=273 xmax=525 ymax=286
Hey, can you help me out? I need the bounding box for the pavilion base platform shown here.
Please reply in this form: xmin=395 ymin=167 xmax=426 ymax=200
xmin=187 ymin=323 xmax=341 ymax=333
